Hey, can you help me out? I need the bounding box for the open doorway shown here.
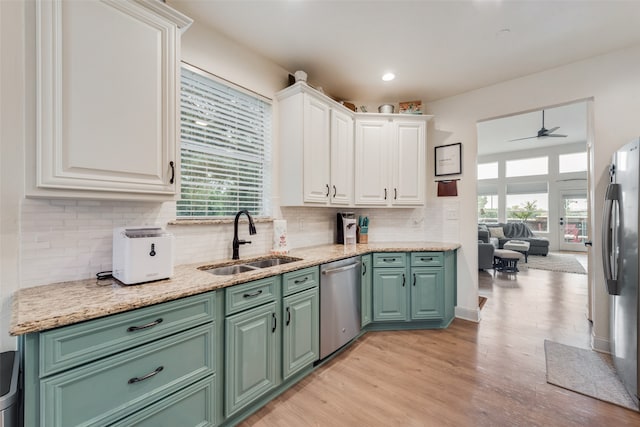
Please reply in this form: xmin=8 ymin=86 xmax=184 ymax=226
xmin=476 ymin=100 xmax=591 ymax=312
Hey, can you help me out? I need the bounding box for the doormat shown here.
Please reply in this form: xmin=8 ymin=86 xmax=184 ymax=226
xmin=478 ymin=296 xmax=487 ymax=310
xmin=544 ymin=340 xmax=638 ymax=410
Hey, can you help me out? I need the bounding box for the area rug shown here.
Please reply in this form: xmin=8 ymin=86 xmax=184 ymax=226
xmin=544 ymin=340 xmax=638 ymax=410
xmin=523 ymin=253 xmax=586 ymax=274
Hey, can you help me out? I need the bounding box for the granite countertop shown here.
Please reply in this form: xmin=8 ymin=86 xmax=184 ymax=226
xmin=10 ymin=241 xmax=460 ymax=336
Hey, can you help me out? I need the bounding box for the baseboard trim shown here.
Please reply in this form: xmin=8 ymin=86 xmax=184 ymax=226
xmin=591 ymin=331 xmax=610 ymax=354
xmin=455 ymin=306 xmax=480 ymax=322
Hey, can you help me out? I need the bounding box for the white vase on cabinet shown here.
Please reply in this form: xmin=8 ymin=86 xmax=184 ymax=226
xmin=29 ymin=0 xmax=192 ymax=200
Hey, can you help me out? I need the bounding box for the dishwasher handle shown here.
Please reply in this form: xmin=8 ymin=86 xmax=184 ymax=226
xmin=322 ymin=261 xmax=360 ymax=275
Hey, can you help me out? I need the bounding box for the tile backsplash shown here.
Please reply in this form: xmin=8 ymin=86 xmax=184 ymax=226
xmin=20 ymin=198 xmax=458 ymax=288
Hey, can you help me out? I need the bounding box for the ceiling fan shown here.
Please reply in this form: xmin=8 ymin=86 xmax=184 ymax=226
xmin=509 ymin=110 xmax=567 ymax=141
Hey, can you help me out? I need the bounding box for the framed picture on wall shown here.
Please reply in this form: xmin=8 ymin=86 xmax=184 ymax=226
xmin=434 ymin=142 xmax=462 ymax=176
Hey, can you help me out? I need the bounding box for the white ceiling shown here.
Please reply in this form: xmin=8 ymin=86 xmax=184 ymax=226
xmin=169 ymin=1 xmax=633 ymax=155
xmin=476 ymin=101 xmax=588 ymax=156
xmin=169 ymin=0 xmax=640 ymax=105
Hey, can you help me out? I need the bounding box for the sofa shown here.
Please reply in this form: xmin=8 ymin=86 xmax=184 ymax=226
xmin=478 ymin=222 xmax=549 ymax=256
xmin=478 ymin=240 xmax=495 ymax=270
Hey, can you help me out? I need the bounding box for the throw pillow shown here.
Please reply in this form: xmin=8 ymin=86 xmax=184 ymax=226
xmin=488 ymin=227 xmax=505 ymax=239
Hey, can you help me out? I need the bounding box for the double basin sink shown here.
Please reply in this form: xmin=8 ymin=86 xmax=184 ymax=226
xmin=199 ymin=255 xmax=302 ymax=276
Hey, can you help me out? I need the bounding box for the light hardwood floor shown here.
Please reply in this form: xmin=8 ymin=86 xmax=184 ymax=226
xmin=240 ymin=264 xmax=640 ymax=426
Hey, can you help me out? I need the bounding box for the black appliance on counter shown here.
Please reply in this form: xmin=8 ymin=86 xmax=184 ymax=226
xmin=336 ymin=212 xmax=355 ymax=244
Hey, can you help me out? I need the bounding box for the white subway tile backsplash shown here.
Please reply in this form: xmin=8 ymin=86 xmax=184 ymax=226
xmin=20 ymin=198 xmax=457 ymax=289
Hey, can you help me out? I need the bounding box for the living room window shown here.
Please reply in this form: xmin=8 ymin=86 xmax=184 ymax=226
xmin=506 ymin=182 xmax=549 ymax=232
xmin=559 ymin=152 xmax=587 ymax=173
xmin=478 ymin=194 xmax=499 ymax=223
xmin=505 ymin=156 xmax=548 ymax=177
xmin=477 ymin=162 xmax=498 ymax=180
xmin=178 ymin=64 xmax=272 ymax=218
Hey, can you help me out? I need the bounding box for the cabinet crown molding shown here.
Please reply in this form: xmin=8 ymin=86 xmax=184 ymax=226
xmin=132 ymin=0 xmax=194 ymax=31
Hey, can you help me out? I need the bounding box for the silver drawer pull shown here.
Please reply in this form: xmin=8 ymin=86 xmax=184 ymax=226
xmin=294 ymin=277 xmax=309 ymax=284
xmin=243 ymin=289 xmax=263 ymax=298
xmin=127 ymin=318 xmax=163 ymax=332
xmin=128 ymin=366 xmax=163 ymax=384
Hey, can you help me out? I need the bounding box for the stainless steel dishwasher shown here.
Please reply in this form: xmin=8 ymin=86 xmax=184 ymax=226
xmin=319 ymin=256 xmax=361 ymax=359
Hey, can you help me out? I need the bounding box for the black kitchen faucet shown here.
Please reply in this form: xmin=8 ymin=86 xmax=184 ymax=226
xmin=232 ymin=209 xmax=257 ymax=260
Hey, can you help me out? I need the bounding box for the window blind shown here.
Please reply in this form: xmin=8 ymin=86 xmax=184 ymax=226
xmin=178 ymin=65 xmax=272 ymax=218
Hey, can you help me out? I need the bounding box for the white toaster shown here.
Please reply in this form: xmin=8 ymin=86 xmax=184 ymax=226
xmin=112 ymin=227 xmax=174 ymax=285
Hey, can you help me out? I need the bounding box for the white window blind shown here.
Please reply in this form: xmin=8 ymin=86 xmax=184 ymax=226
xmin=178 ymin=65 xmax=272 ymax=217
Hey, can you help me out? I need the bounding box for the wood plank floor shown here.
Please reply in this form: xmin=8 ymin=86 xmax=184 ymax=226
xmin=240 ymin=265 xmax=640 ymax=426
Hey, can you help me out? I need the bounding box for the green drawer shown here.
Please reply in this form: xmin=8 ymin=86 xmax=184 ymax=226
xmin=282 ymin=266 xmax=318 ymax=296
xmin=40 ymin=323 xmax=215 ymax=427
xmin=373 ymin=253 xmax=406 ymax=268
xmin=39 ymin=292 xmax=216 ymax=377
xmin=111 ymin=375 xmax=216 ymax=427
xmin=411 ymin=252 xmax=444 ymax=267
xmin=225 ymin=276 xmax=279 ymax=315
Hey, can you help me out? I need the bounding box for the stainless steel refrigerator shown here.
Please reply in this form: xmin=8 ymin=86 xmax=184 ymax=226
xmin=602 ymin=138 xmax=640 ymax=407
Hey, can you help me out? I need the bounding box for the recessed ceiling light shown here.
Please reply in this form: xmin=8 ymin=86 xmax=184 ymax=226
xmin=382 ymin=73 xmax=396 ymax=82
xmin=497 ymin=28 xmax=511 ymax=37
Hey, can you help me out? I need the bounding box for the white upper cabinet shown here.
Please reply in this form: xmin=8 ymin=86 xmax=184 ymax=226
xmin=302 ymin=95 xmax=331 ymax=203
xmin=277 ymin=83 xmax=354 ymax=206
xmin=329 ymin=109 xmax=354 ymax=205
xmin=29 ymin=0 xmax=192 ymax=200
xmin=392 ymin=120 xmax=426 ymax=205
xmin=354 ymin=119 xmax=389 ymax=205
xmin=354 ymin=116 xmax=429 ymax=207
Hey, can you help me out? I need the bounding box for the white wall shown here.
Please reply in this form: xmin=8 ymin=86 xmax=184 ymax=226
xmin=0 ymin=0 xmax=25 ymax=352
xmin=424 ymin=44 xmax=640 ymax=352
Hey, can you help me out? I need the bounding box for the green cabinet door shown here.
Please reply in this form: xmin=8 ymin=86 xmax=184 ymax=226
xmin=410 ymin=268 xmax=444 ymax=320
xmin=282 ymin=288 xmax=319 ymax=380
xmin=372 ymin=268 xmax=408 ymax=321
xmin=225 ymin=301 xmax=280 ymax=417
xmin=361 ymin=254 xmax=372 ymax=327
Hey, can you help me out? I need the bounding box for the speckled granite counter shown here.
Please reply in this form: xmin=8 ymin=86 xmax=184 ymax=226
xmin=10 ymin=242 xmax=460 ymax=336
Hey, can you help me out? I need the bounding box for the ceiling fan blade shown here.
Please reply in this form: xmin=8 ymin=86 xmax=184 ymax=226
xmin=545 ymin=126 xmax=560 ymax=134
xmin=508 ymin=136 xmax=538 ymax=142
xmin=547 ymin=134 xmax=567 ymax=138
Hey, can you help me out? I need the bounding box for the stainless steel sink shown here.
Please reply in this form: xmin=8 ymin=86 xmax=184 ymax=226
xmin=203 ymin=264 xmax=258 ymax=276
xmin=244 ymin=257 xmax=300 ymax=268
xmin=199 ymin=256 xmax=302 ymax=276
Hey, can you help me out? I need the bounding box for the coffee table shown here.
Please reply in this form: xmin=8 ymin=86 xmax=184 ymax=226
xmin=503 ymin=240 xmax=530 ymax=263
xmin=493 ymin=249 xmax=524 ymax=273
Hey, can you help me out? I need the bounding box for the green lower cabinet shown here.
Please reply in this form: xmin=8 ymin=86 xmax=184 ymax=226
xmin=361 ymin=254 xmax=372 ymax=327
xmin=40 ymin=323 xmax=215 ymax=427
xmin=111 ymin=375 xmax=216 ymax=427
xmin=372 ymin=252 xmax=452 ymax=326
xmin=282 ymin=287 xmax=319 ymax=380
xmin=225 ymin=301 xmax=280 ymax=417
xmin=410 ymin=268 xmax=444 ymax=320
xmin=372 ymin=268 xmax=408 ymax=321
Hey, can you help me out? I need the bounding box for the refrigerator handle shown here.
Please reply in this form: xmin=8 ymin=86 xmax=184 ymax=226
xmin=602 ymin=182 xmax=621 ymax=295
